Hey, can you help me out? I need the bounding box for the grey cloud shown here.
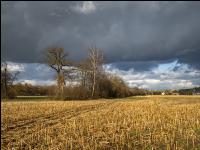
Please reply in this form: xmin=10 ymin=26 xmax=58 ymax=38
xmin=5 ymin=62 xmax=55 ymax=83
xmin=108 ymin=59 xmax=178 ymax=71
xmin=1 ymin=1 xmax=200 ymax=70
xmin=19 ymin=63 xmax=54 ymax=81
xmin=105 ymin=61 xmax=200 ymax=90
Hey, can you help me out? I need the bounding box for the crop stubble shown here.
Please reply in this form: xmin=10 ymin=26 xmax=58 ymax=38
xmin=1 ymin=96 xmax=200 ymax=150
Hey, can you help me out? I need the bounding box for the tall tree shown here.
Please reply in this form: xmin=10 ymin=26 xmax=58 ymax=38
xmin=88 ymin=47 xmax=103 ymax=98
xmin=1 ymin=62 xmax=19 ymax=98
xmin=45 ymin=47 xmax=71 ymax=99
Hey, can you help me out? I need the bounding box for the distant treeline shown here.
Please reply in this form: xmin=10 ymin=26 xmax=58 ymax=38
xmin=149 ymin=87 xmax=200 ymax=95
xmin=177 ymin=87 xmax=200 ymax=95
xmin=2 ymin=82 xmax=199 ymax=100
xmin=1 ymin=47 xmax=199 ymax=100
xmin=1 ymin=47 xmax=149 ymax=100
xmin=1 ymin=82 xmax=148 ymax=100
xmin=1 ymin=78 xmax=154 ymax=100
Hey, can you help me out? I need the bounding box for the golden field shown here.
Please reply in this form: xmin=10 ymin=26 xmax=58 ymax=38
xmin=1 ymin=96 xmax=200 ymax=150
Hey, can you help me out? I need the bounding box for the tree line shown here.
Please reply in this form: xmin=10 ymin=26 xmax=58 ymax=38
xmin=1 ymin=47 xmax=136 ymax=99
xmin=44 ymin=47 xmax=134 ymax=99
xmin=2 ymin=47 xmax=199 ymax=100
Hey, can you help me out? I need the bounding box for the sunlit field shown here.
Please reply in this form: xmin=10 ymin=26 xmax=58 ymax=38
xmin=1 ymin=96 xmax=200 ymax=150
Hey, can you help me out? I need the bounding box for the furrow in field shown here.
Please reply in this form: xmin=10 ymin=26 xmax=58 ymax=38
xmin=1 ymin=101 xmax=114 ymax=149
xmin=2 ymin=102 xmax=104 ymax=132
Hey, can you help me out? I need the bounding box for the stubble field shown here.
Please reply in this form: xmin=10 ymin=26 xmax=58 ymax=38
xmin=1 ymin=96 xmax=200 ymax=150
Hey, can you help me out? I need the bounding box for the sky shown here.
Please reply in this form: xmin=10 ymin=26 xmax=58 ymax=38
xmin=1 ymin=1 xmax=200 ymax=90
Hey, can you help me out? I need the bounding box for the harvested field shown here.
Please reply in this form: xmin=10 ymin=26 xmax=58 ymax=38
xmin=1 ymin=96 xmax=200 ymax=149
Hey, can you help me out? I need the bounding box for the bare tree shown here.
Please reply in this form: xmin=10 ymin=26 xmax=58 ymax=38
xmin=76 ymin=59 xmax=91 ymax=88
xmin=45 ymin=47 xmax=71 ymax=99
xmin=1 ymin=62 xmax=19 ymax=98
xmin=88 ymin=47 xmax=103 ymax=98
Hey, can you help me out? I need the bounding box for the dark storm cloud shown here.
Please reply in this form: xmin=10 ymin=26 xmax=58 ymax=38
xmin=1 ymin=1 xmax=200 ymax=69
xmin=109 ymin=59 xmax=179 ymax=71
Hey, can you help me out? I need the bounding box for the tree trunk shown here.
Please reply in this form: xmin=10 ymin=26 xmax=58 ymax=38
xmin=56 ymin=72 xmax=65 ymax=99
xmin=57 ymin=72 xmax=62 ymax=99
xmin=91 ymin=70 xmax=96 ymax=98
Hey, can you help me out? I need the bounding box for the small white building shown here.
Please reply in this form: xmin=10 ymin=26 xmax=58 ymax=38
xmin=161 ymin=92 xmax=165 ymax=95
